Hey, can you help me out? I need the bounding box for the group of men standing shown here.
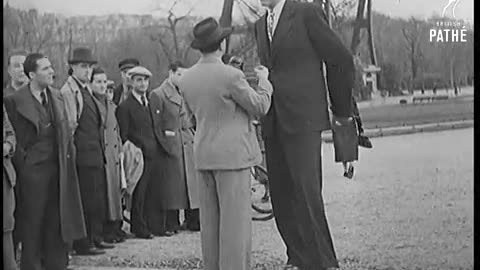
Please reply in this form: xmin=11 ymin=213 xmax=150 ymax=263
xmin=4 ymin=0 xmax=360 ymax=269
xmin=3 ymin=46 xmax=200 ymax=269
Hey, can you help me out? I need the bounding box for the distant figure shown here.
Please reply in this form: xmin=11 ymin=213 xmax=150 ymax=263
xmin=113 ymin=58 xmax=140 ymax=106
xmin=454 ymin=81 xmax=458 ymax=96
xmin=421 ymin=87 xmax=425 ymax=95
xmin=4 ymin=50 xmax=28 ymax=97
xmin=433 ymin=85 xmax=437 ymax=95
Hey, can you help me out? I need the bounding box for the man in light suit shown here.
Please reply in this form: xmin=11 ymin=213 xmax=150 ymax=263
xmin=255 ymin=0 xmax=355 ymax=269
xmin=179 ymin=17 xmax=273 ymax=270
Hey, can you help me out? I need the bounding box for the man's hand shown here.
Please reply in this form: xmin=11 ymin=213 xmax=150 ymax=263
xmin=254 ymin=65 xmax=269 ymax=80
xmin=3 ymin=142 xmax=12 ymax=157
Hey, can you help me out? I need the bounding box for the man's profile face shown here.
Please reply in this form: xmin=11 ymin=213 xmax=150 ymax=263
xmin=131 ymin=75 xmax=149 ymax=93
xmin=170 ymin=68 xmax=185 ymax=87
xmin=30 ymin=58 xmax=55 ymax=87
xmin=72 ymin=62 xmax=93 ymax=83
xmin=8 ymin=55 xmax=28 ymax=83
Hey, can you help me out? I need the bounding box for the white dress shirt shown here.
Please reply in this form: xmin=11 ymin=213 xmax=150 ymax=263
xmin=30 ymin=88 xmax=48 ymax=105
xmin=131 ymin=90 xmax=149 ymax=107
xmin=267 ymin=0 xmax=286 ymax=39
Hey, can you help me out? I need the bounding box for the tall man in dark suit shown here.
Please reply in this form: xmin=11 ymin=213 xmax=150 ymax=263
xmin=116 ymin=66 xmax=174 ymax=239
xmin=113 ymin=58 xmax=140 ymax=106
xmin=255 ymin=0 xmax=355 ymax=269
xmin=4 ymin=53 xmax=86 ymax=270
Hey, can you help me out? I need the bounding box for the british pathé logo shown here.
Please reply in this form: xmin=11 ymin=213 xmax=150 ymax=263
xmin=429 ymin=0 xmax=468 ymax=43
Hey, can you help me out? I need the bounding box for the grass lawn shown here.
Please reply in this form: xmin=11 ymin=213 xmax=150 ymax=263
xmin=359 ymin=95 xmax=473 ymax=129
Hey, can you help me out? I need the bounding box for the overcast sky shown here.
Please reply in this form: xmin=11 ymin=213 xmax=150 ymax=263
xmin=3 ymin=0 xmax=474 ymax=22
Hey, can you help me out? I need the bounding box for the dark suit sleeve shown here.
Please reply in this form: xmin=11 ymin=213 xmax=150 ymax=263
xmin=115 ymin=103 xmax=130 ymax=144
xmin=303 ymin=3 xmax=354 ymax=117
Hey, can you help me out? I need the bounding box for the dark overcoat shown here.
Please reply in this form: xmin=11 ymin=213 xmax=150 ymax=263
xmin=4 ymin=85 xmax=87 ymax=243
xmin=150 ymin=80 xmax=199 ymax=210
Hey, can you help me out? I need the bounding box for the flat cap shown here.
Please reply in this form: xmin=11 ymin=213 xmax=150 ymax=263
xmin=127 ymin=66 xmax=152 ymax=78
xmin=118 ymin=58 xmax=140 ymax=70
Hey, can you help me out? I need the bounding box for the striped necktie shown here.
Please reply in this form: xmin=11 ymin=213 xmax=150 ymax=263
xmin=267 ymin=9 xmax=275 ymax=42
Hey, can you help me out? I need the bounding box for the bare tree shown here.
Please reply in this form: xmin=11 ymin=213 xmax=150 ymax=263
xmin=147 ymin=0 xmax=197 ymax=63
xmin=402 ymin=17 xmax=424 ymax=91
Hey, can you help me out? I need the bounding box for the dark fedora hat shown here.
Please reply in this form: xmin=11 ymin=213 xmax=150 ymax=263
xmin=118 ymin=58 xmax=140 ymax=71
xmin=68 ymin=47 xmax=97 ymax=64
xmin=191 ymin=17 xmax=233 ymax=50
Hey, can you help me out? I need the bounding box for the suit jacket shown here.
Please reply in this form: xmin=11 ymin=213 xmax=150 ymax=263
xmin=115 ymin=93 xmax=167 ymax=159
xmin=4 ymin=84 xmax=87 ymax=242
xmin=254 ymin=0 xmax=354 ymax=137
xmin=60 ymin=76 xmax=85 ymax=134
xmin=179 ymin=54 xmax=273 ymax=170
xmin=74 ymin=87 xmax=106 ymax=167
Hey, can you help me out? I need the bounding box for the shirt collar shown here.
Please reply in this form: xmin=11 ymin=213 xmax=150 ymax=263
xmin=72 ymin=75 xmax=87 ymax=89
xmin=268 ymin=0 xmax=286 ymax=16
xmin=29 ymin=84 xmax=48 ymax=103
xmin=131 ymin=90 xmax=148 ymax=105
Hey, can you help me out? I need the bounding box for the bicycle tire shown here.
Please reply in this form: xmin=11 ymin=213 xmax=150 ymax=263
xmin=251 ymin=165 xmax=274 ymax=218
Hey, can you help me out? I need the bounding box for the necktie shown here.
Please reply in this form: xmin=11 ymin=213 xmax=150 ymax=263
xmin=141 ymin=95 xmax=147 ymax=107
xmin=267 ymin=10 xmax=275 ymax=42
xmin=40 ymin=91 xmax=48 ymax=109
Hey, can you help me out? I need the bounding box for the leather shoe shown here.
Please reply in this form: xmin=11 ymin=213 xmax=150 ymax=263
xmin=343 ymin=164 xmax=354 ymax=179
xmin=74 ymin=247 xmax=106 ymax=256
xmin=95 ymin=241 xmax=115 ymax=249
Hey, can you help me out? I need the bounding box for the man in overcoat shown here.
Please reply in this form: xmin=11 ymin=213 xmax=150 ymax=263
xmin=62 ymin=50 xmax=114 ymax=255
xmin=4 ymin=104 xmax=17 ymax=270
xmin=149 ymin=61 xmax=200 ymax=233
xmin=179 ymin=17 xmax=273 ymax=270
xmin=254 ymin=0 xmax=355 ymax=269
xmin=4 ymin=53 xmax=86 ymax=270
xmin=90 ymin=68 xmax=126 ymax=244
xmin=116 ymin=66 xmax=174 ymax=238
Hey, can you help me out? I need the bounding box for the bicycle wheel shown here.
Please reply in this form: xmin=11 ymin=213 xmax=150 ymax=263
xmin=251 ymin=165 xmax=274 ymax=221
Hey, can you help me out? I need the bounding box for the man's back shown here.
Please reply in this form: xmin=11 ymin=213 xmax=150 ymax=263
xmin=180 ymin=55 xmax=272 ymax=171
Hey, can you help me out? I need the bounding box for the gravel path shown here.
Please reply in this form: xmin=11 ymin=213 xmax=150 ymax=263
xmin=71 ymin=128 xmax=474 ymax=270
